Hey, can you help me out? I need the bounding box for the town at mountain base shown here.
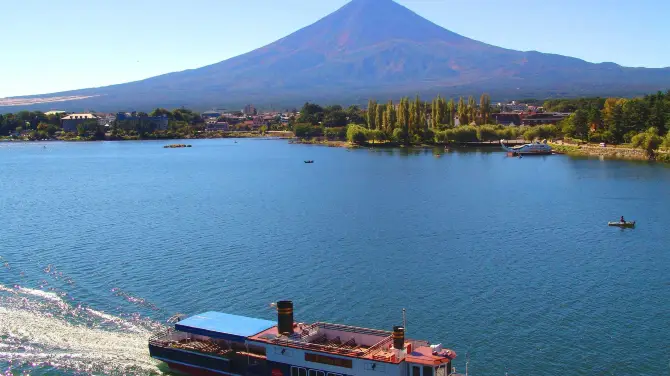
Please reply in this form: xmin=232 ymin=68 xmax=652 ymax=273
xmin=3 ymin=91 xmax=670 ymax=162
xmin=3 ymin=0 xmax=670 ymax=112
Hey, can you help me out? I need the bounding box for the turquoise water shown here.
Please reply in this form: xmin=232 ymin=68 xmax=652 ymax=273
xmin=1 ymin=139 xmax=668 ymax=376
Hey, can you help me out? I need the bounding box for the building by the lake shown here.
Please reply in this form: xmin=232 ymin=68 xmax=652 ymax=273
xmin=115 ymin=112 xmax=169 ymax=131
xmin=61 ymin=113 xmax=99 ymax=132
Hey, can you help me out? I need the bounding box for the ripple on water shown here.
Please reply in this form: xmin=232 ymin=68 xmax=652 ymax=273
xmin=1 ymin=140 xmax=669 ymax=375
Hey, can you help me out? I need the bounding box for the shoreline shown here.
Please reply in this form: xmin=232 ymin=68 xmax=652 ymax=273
xmin=548 ymin=142 xmax=670 ymax=162
xmin=291 ymin=138 xmax=670 ymax=163
xmin=0 ymin=132 xmax=292 ymax=143
xmin=5 ymin=134 xmax=670 ymax=163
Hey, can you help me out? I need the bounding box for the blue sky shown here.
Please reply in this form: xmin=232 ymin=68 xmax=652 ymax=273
xmin=2 ymin=0 xmax=669 ymax=98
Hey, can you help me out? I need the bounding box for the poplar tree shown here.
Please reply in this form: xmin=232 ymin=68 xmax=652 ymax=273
xmin=448 ymin=98 xmax=455 ymax=127
xmin=383 ymin=100 xmax=396 ymax=131
xmin=400 ymin=97 xmax=410 ymax=133
xmin=397 ymin=98 xmax=406 ymax=129
xmin=480 ymin=93 xmax=491 ymax=125
xmin=413 ymin=95 xmax=422 ymax=135
xmin=436 ymin=96 xmax=446 ymax=128
xmin=419 ymin=101 xmax=427 ymax=133
xmin=375 ymin=104 xmax=384 ymax=132
xmin=367 ymin=100 xmax=377 ymax=129
xmin=467 ymin=96 xmax=477 ymax=125
xmin=457 ymin=97 xmax=468 ymax=125
xmin=430 ymin=95 xmax=440 ymax=128
xmin=409 ymin=100 xmax=417 ymax=136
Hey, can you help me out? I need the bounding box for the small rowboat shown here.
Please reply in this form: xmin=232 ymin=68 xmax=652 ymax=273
xmin=608 ymin=221 xmax=636 ymax=228
xmin=304 ymin=160 xmax=314 ymax=164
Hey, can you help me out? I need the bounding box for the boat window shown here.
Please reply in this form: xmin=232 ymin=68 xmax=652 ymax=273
xmin=423 ymin=366 xmax=433 ymax=376
xmin=291 ymin=368 xmax=299 ymax=376
xmin=299 ymin=368 xmax=307 ymax=376
xmin=412 ymin=366 xmax=421 ymax=376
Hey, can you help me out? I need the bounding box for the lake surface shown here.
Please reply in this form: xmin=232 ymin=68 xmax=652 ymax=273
xmin=1 ymin=139 xmax=668 ymax=376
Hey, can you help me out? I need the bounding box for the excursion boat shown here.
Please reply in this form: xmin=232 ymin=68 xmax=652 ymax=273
xmin=500 ymin=139 xmax=552 ymax=155
xmin=149 ymin=301 xmax=462 ymax=376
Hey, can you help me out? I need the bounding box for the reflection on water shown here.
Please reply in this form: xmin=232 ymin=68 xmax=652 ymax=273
xmin=1 ymin=139 xmax=669 ymax=376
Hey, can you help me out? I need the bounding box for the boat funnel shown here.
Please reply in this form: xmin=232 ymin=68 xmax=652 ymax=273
xmin=277 ymin=300 xmax=294 ymax=335
xmin=392 ymin=326 xmax=405 ymax=350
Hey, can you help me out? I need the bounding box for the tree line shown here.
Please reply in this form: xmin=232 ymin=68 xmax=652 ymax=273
xmin=556 ymin=91 xmax=670 ymax=145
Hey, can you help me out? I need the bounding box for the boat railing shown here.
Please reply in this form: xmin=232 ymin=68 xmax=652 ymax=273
xmin=149 ymin=328 xmax=175 ymax=347
xmin=363 ymin=336 xmax=393 ymax=357
xmin=272 ymin=321 xmax=393 ymax=357
xmin=408 ymin=339 xmax=430 ymax=349
xmin=271 ymin=336 xmax=366 ymax=357
xmin=298 ymin=323 xmax=320 ymax=340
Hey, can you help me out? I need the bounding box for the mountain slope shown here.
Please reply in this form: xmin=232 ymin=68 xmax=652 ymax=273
xmin=5 ymin=0 xmax=670 ymax=111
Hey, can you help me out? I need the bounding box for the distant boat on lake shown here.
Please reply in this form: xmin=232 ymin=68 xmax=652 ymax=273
xmin=608 ymin=221 xmax=636 ymax=228
xmin=500 ymin=139 xmax=552 ymax=155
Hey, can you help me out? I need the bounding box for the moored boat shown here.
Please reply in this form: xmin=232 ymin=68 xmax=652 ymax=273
xmin=149 ymin=301 xmax=462 ymax=376
xmin=500 ymin=139 xmax=552 ymax=155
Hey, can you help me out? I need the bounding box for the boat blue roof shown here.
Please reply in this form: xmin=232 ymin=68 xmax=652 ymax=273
xmin=175 ymin=311 xmax=276 ymax=342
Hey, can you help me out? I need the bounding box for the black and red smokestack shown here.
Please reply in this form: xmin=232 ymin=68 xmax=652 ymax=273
xmin=277 ymin=300 xmax=294 ymax=335
xmin=393 ymin=326 xmax=405 ymax=349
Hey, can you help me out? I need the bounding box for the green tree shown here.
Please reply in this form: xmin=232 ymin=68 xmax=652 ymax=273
xmin=457 ymin=97 xmax=468 ymax=126
xmin=622 ymin=98 xmax=649 ymax=134
xmin=383 ymin=100 xmax=396 ymax=132
xmin=409 ymin=95 xmax=423 ymax=137
xmin=375 ymin=104 xmax=384 ymax=132
xmin=480 ymin=93 xmax=491 ymax=124
xmin=648 ymin=92 xmax=667 ymax=134
xmin=631 ymin=127 xmax=663 ymax=158
xmin=573 ymin=109 xmax=589 ymax=140
xmin=294 ymin=124 xmax=314 ymax=138
xmin=347 ymin=124 xmax=368 ymax=144
xmin=398 ymin=97 xmax=409 ymax=135
xmin=392 ymin=128 xmax=407 ymax=144
xmin=323 ymin=110 xmax=348 ymax=127
xmin=298 ymin=102 xmax=324 ymax=125
xmin=436 ymin=96 xmax=446 ymax=127
xmin=346 ymin=105 xmax=365 ymax=124
xmin=366 ymin=100 xmax=377 ymax=129
xmin=588 ymin=106 xmax=602 ymax=131
xmin=663 ymin=131 xmax=670 ymax=150
xmin=447 ymin=98 xmax=455 ymax=127
xmin=150 ymin=108 xmax=173 ymax=119
xmin=467 ymin=96 xmax=477 ymax=125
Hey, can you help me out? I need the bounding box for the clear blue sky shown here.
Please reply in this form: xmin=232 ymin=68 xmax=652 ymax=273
xmin=2 ymin=0 xmax=669 ymax=98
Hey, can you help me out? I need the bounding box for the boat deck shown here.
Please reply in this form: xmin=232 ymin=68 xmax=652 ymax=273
xmin=150 ymin=328 xmax=267 ymax=360
xmin=249 ymin=322 xmax=452 ymax=365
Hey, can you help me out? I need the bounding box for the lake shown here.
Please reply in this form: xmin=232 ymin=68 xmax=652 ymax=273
xmin=0 ymin=139 xmax=668 ymax=376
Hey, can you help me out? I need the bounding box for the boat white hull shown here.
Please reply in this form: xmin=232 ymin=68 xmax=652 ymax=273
xmin=500 ymin=140 xmax=552 ymax=155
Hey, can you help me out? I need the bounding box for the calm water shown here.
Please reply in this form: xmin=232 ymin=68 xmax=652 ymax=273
xmin=1 ymin=139 xmax=668 ymax=376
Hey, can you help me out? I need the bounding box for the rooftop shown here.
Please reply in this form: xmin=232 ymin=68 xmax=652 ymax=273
xmin=250 ymin=321 xmax=452 ymax=365
xmin=61 ymin=113 xmax=97 ymax=120
xmin=175 ymin=311 xmax=276 ymax=342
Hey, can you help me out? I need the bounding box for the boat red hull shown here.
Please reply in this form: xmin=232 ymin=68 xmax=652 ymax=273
xmin=167 ymin=362 xmax=234 ymax=376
